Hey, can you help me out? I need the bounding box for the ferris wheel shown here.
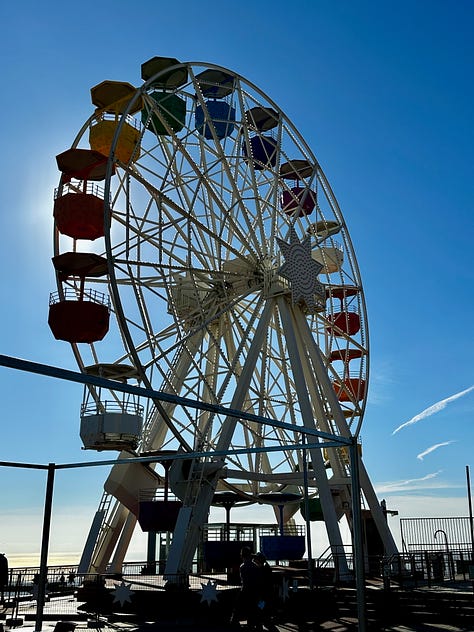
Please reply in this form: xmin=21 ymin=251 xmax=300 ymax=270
xmin=49 ymin=57 xmax=397 ymax=576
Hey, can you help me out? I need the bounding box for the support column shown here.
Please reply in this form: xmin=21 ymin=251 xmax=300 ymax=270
xmin=278 ymin=297 xmax=350 ymax=578
xmin=35 ymin=463 xmax=55 ymax=632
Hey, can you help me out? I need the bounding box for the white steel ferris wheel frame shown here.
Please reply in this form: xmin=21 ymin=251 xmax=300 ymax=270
xmin=53 ymin=61 xmax=397 ymax=576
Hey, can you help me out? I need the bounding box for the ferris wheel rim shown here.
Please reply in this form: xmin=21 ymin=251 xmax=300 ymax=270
xmin=53 ymin=59 xmax=370 ymax=494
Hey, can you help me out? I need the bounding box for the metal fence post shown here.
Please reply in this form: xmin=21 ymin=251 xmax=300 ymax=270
xmin=35 ymin=463 xmax=55 ymax=632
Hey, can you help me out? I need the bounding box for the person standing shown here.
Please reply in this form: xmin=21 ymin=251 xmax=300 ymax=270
xmin=253 ymin=552 xmax=277 ymax=631
xmin=0 ymin=553 xmax=8 ymax=604
xmin=231 ymin=546 xmax=259 ymax=629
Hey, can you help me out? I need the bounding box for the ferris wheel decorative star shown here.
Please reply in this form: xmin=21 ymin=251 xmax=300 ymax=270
xmin=277 ymin=228 xmax=325 ymax=308
xmin=199 ymin=580 xmax=218 ymax=605
xmin=112 ymin=581 xmax=134 ymax=606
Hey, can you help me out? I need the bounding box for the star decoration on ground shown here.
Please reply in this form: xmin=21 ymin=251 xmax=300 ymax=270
xmin=112 ymin=581 xmax=134 ymax=607
xmin=199 ymin=579 xmax=218 ymax=605
xmin=277 ymin=228 xmax=325 ymax=309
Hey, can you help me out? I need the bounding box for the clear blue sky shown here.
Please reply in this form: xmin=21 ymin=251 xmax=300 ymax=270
xmin=0 ymin=0 xmax=473 ymax=564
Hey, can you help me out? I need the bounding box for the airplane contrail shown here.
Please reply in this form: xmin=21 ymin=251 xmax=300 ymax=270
xmin=376 ymin=471 xmax=442 ymax=493
xmin=392 ymin=385 xmax=474 ymax=435
xmin=417 ymin=440 xmax=455 ymax=461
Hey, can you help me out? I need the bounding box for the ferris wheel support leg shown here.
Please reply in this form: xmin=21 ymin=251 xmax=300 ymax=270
xmin=165 ymin=482 xmax=220 ymax=580
xmin=295 ymin=309 xmax=399 ymax=558
xmin=78 ymin=508 xmax=107 ymax=575
xmin=165 ymin=301 xmax=275 ymax=577
xmin=279 ymin=298 xmax=351 ymax=580
xmin=109 ymin=511 xmax=138 ymax=573
xmin=358 ymin=460 xmax=398 ymax=557
xmin=89 ymin=502 xmax=130 ymax=574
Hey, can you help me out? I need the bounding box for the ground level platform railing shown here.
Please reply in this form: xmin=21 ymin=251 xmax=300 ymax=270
xmin=1 ymin=551 xmax=473 ymax=625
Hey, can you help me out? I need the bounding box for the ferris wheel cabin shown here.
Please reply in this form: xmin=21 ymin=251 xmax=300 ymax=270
xmin=48 ymin=252 xmax=110 ymax=343
xmin=280 ymin=159 xmax=317 ymax=217
xmin=195 ymin=69 xmax=236 ymax=140
xmin=141 ymin=56 xmax=187 ymax=136
xmin=89 ymin=81 xmax=142 ymax=164
xmin=79 ymin=363 xmax=144 ymax=451
xmin=242 ymin=106 xmax=279 ymax=170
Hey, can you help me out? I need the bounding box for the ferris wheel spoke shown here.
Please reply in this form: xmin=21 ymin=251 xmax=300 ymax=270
xmin=235 ymin=83 xmax=278 ymax=250
xmin=208 ymin=299 xmax=274 ymax=458
xmin=217 ymin=304 xmax=281 ymax=479
xmin=125 ymin=163 xmax=255 ymax=268
xmin=164 ymin=133 xmax=264 ymax=259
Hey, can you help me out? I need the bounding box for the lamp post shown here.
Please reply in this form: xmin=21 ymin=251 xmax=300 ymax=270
xmin=466 ymin=465 xmax=474 ymax=562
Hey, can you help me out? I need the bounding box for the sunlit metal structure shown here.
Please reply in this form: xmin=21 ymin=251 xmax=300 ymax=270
xmin=47 ymin=57 xmax=398 ymax=581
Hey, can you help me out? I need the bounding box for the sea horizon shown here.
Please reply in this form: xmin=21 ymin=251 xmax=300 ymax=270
xmin=6 ymin=552 xmax=148 ymax=570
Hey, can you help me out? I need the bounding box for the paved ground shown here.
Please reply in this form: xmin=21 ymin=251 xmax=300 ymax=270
xmin=7 ymin=616 xmax=474 ymax=632
xmin=2 ymin=580 xmax=473 ymax=632
xmin=16 ymin=621 xmax=474 ymax=631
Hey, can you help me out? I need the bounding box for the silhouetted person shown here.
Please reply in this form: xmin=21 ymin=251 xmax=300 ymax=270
xmin=0 ymin=553 xmax=8 ymax=604
xmin=231 ymin=546 xmax=259 ymax=629
xmin=254 ymin=552 xmax=277 ymax=631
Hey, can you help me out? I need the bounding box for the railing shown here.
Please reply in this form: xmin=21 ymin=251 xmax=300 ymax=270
xmin=91 ymin=111 xmax=141 ymax=130
xmin=4 ymin=548 xmax=473 ymax=600
xmin=1 ymin=558 xmax=473 ymax=631
xmin=204 ymin=522 xmax=270 ymax=542
xmin=309 ymin=546 xmax=474 ymax=587
xmin=55 ymin=181 xmax=105 ymax=199
xmin=381 ymin=548 xmax=473 ymax=587
xmin=49 ymin=288 xmax=110 ymax=306
xmin=81 ymin=400 xmax=144 ymax=417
